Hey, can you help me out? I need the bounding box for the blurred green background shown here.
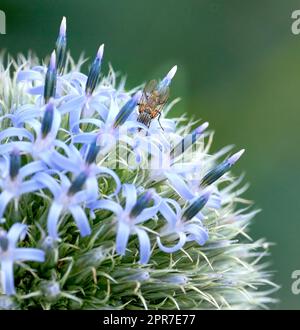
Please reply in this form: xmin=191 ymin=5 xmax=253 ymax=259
xmin=1 ymin=0 xmax=299 ymax=309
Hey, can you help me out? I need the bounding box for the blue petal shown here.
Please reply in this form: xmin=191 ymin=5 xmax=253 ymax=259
xmin=38 ymin=151 xmax=57 ymax=168
xmin=0 ymin=191 xmax=13 ymax=219
xmin=96 ymin=132 xmax=116 ymax=155
xmin=69 ymin=205 xmax=91 ymax=237
xmin=71 ymin=190 xmax=90 ymax=204
xmin=93 ymin=102 xmax=109 ymax=121
xmin=15 ymin=107 xmax=42 ymax=126
xmin=158 ymin=199 xmax=180 ymax=228
xmin=53 ymin=140 xmax=74 ymax=158
xmin=86 ymin=177 xmax=99 ymax=202
xmin=1 ymin=261 xmax=15 ymax=295
xmin=19 ymin=180 xmax=44 ymax=194
xmin=50 ymin=151 xmax=79 ymax=172
xmin=13 ymin=248 xmax=45 ymax=262
xmin=7 ymin=223 xmax=27 ymax=246
xmin=34 ymin=172 xmax=61 ymax=197
xmin=123 ymin=184 xmax=137 ymax=213
xmin=58 ymin=172 xmax=71 ymax=190
xmin=17 ymin=70 xmax=43 ymax=82
xmin=116 ymin=221 xmax=130 ymax=256
xmin=0 ymin=127 xmax=34 ymax=142
xmin=59 ymin=95 xmax=85 ymax=115
xmin=27 ymin=119 xmax=42 ymax=135
xmin=0 ymin=142 xmax=33 ymax=155
xmin=19 ymin=161 xmax=47 ymax=179
xmin=47 ymin=202 xmax=64 ymax=239
xmin=0 ymin=155 xmax=9 ymax=173
xmin=69 ymin=143 xmax=84 ymax=159
xmin=27 ymin=85 xmax=44 ymax=95
xmin=90 ymin=199 xmax=123 ymax=215
xmin=123 ymin=120 xmax=147 ymax=131
xmin=165 ymin=172 xmax=194 ymax=200
xmin=106 ymin=97 xmax=120 ymax=124
xmin=50 ymin=108 xmax=61 ymax=138
xmin=69 ymin=107 xmax=81 ymax=134
xmin=64 ymin=72 xmax=87 ymax=85
xmin=75 ymin=118 xmax=103 ymax=128
xmin=157 ymin=232 xmax=186 ymax=253
xmin=135 ymin=195 xmax=161 ymax=224
xmin=72 ymin=133 xmax=97 ymax=144
xmin=185 ymin=224 xmax=209 ymax=245
xmin=135 ymin=228 xmax=151 ymax=264
xmin=15 ymin=104 xmax=40 ymax=115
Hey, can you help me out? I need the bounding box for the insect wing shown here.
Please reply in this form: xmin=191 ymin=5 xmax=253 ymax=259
xmin=158 ymin=85 xmax=169 ymax=105
xmin=144 ymin=79 xmax=158 ymax=98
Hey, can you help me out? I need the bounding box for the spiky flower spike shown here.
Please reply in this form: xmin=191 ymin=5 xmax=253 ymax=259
xmin=0 ymin=18 xmax=277 ymax=310
xmin=55 ymin=17 xmax=67 ymax=74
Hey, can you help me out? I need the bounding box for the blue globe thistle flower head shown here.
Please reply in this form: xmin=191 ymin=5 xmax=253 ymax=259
xmin=0 ymin=17 xmax=277 ymax=309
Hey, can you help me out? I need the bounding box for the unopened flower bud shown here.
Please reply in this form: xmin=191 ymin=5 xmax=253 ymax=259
xmin=44 ymin=51 xmax=57 ymax=103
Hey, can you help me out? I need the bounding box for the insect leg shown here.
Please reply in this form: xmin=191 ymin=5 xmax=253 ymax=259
xmin=157 ymin=112 xmax=164 ymax=131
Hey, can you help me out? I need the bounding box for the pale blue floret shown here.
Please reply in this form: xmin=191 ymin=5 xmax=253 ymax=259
xmin=0 ymin=152 xmax=46 ymax=220
xmin=165 ymin=172 xmax=222 ymax=209
xmin=17 ymin=65 xmax=73 ymax=102
xmin=165 ymin=148 xmax=245 ymax=210
xmin=49 ymin=141 xmax=121 ymax=201
xmin=0 ymin=104 xmax=43 ymax=130
xmin=0 ymin=223 xmax=45 ymax=295
xmin=90 ymin=184 xmax=161 ymax=264
xmin=157 ymin=190 xmax=211 ymax=253
xmin=0 ymin=101 xmax=62 ymax=163
xmin=34 ymin=172 xmax=92 ymax=239
xmin=72 ymin=92 xmax=143 ymax=155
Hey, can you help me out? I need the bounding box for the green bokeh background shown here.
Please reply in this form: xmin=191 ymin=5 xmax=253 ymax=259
xmin=1 ymin=0 xmax=299 ymax=309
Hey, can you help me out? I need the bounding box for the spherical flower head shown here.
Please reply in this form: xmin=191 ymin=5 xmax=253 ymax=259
xmin=0 ymin=18 xmax=276 ymax=310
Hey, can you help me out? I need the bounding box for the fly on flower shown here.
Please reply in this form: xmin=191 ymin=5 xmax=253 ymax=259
xmin=137 ymin=80 xmax=170 ymax=130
